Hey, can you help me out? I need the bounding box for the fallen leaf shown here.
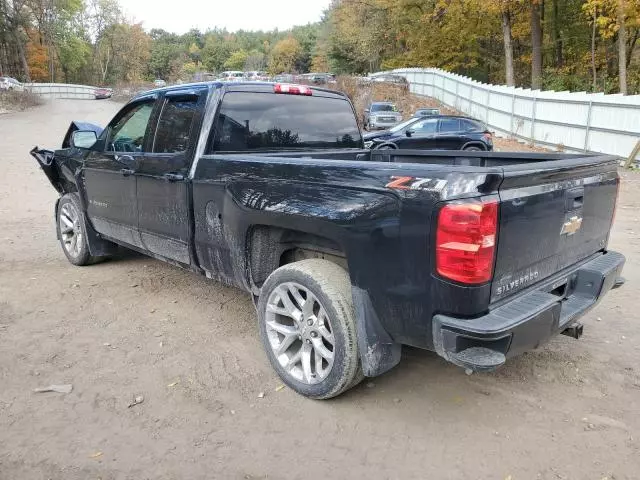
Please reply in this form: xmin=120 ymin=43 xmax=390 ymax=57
xmin=33 ymin=384 xmax=73 ymax=394
xmin=275 ymin=385 xmax=285 ymax=392
xmin=90 ymin=451 xmax=103 ymax=458
xmin=128 ymin=395 xmax=144 ymax=408
xmin=258 ymin=392 xmax=265 ymax=398
xmin=167 ymin=382 xmax=178 ymax=387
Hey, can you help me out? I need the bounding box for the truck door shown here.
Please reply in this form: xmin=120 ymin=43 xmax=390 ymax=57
xmin=83 ymin=97 xmax=157 ymax=248
xmin=135 ymin=89 xmax=205 ymax=264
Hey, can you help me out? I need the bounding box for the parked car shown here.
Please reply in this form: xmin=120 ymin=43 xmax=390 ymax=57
xmin=94 ymin=87 xmax=113 ymax=100
xmin=0 ymin=76 xmax=24 ymax=91
xmin=153 ymin=79 xmax=167 ymax=87
xmin=219 ymin=71 xmax=244 ymax=82
xmin=371 ymin=74 xmax=409 ymax=87
xmin=413 ymin=108 xmax=440 ymax=117
xmin=363 ymin=115 xmax=493 ymax=151
xmin=30 ymin=81 xmax=625 ymax=399
xmin=364 ymin=101 xmax=403 ymax=130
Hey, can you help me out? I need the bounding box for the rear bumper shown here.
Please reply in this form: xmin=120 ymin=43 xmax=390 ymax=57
xmin=432 ymin=251 xmax=625 ymax=371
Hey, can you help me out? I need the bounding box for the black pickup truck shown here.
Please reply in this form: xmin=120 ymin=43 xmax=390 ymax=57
xmin=31 ymin=81 xmax=625 ymax=399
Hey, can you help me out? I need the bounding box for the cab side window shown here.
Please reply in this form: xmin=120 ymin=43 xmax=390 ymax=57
xmin=107 ymin=102 xmax=154 ymax=153
xmin=153 ymin=97 xmax=199 ymax=154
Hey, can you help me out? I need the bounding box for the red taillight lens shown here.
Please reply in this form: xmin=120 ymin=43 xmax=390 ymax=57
xmin=274 ymin=83 xmax=312 ymax=96
xmin=436 ymin=200 xmax=498 ymax=284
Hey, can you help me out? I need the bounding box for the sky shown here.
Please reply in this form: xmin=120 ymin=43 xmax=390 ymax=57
xmin=119 ymin=0 xmax=332 ymax=34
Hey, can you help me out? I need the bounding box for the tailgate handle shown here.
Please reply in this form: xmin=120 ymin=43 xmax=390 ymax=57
xmin=566 ymin=187 xmax=584 ymax=210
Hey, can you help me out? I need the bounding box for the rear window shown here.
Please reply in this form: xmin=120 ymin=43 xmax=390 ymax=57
xmin=209 ymin=92 xmax=362 ymax=152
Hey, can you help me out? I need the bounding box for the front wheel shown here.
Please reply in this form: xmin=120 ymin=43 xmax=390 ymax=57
xmin=56 ymin=193 xmax=94 ymax=266
xmin=463 ymin=145 xmax=483 ymax=151
xmin=257 ymin=259 xmax=362 ymax=399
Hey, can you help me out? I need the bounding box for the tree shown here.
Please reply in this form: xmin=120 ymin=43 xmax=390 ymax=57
xmin=224 ymin=49 xmax=248 ymax=70
xmin=268 ymin=36 xmax=302 ymax=74
xmin=530 ymin=0 xmax=543 ymax=88
xmin=617 ymin=0 xmax=627 ymax=93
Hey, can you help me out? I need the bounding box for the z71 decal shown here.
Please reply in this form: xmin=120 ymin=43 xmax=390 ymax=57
xmin=386 ymin=176 xmax=447 ymax=191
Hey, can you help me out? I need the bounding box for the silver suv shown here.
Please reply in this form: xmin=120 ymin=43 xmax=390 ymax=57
xmin=364 ymin=102 xmax=402 ymax=130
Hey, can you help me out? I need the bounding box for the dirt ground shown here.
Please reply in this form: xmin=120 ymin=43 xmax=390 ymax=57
xmin=1 ymin=99 xmax=639 ymax=480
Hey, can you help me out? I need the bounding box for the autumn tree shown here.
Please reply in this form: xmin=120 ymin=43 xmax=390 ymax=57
xmin=268 ymin=36 xmax=302 ymax=74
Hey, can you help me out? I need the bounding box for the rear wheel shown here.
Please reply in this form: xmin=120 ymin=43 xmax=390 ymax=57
xmin=56 ymin=193 xmax=94 ymax=266
xmin=463 ymin=145 xmax=483 ymax=151
xmin=257 ymin=259 xmax=362 ymax=399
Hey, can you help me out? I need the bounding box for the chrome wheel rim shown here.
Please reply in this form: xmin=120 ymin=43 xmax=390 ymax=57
xmin=265 ymin=282 xmax=335 ymax=385
xmin=59 ymin=203 xmax=83 ymax=258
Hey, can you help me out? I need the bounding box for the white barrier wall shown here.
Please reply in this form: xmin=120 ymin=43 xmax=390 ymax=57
xmin=25 ymin=83 xmax=97 ymax=100
xmin=386 ymin=68 xmax=640 ymax=158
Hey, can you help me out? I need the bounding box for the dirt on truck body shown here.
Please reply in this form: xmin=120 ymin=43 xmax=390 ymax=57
xmin=30 ymin=81 xmax=624 ymax=400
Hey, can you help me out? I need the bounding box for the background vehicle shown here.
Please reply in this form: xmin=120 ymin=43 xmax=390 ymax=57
xmin=30 ymin=81 xmax=624 ymax=400
xmin=364 ymin=115 xmax=493 ymax=151
xmin=0 ymin=76 xmax=24 ymax=91
xmin=364 ymin=101 xmax=403 ymax=130
xmin=370 ymin=74 xmax=409 ymax=87
xmin=94 ymin=87 xmax=113 ymax=100
xmin=153 ymin=79 xmax=167 ymax=87
xmin=413 ymin=108 xmax=440 ymax=117
xmin=219 ymin=71 xmax=244 ymax=82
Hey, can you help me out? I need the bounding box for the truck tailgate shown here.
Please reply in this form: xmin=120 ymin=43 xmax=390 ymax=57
xmin=492 ymin=155 xmax=619 ymax=302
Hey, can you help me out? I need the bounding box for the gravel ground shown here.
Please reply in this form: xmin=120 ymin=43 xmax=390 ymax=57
xmin=0 ymin=99 xmax=639 ymax=480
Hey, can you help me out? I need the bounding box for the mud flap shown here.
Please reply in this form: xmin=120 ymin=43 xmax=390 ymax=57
xmin=351 ymin=286 xmax=402 ymax=377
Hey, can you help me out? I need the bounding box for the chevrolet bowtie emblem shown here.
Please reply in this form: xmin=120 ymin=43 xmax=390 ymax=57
xmin=561 ymin=216 xmax=583 ymax=235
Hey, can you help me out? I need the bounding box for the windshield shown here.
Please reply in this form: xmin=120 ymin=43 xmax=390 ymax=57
xmin=209 ymin=92 xmax=362 ymax=152
xmin=371 ymin=104 xmax=397 ymax=112
xmin=389 ymin=118 xmax=419 ymax=133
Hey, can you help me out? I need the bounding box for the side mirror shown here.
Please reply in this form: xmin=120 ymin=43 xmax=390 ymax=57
xmin=405 ymin=129 xmax=414 ymax=137
xmin=71 ymin=130 xmax=97 ymax=149
xmin=364 ymin=109 xmax=369 ymax=113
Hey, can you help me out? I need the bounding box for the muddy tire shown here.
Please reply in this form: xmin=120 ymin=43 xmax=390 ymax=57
xmin=258 ymin=259 xmax=362 ymax=399
xmin=56 ymin=193 xmax=95 ymax=266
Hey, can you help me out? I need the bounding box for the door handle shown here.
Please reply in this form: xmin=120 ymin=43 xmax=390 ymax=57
xmin=120 ymin=168 xmax=135 ymax=176
xmin=163 ymin=173 xmax=184 ymax=182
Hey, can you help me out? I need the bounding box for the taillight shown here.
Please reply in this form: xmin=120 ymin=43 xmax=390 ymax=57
xmin=436 ymin=200 xmax=498 ymax=284
xmin=274 ymin=83 xmax=312 ymax=96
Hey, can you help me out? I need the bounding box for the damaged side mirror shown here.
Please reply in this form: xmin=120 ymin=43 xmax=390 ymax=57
xmin=71 ymin=130 xmax=97 ymax=149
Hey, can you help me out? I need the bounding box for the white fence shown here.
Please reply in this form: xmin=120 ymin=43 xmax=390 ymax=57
xmin=25 ymin=83 xmax=97 ymax=100
xmin=387 ymin=68 xmax=640 ymax=159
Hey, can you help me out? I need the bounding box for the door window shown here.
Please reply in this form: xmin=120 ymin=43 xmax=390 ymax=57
xmin=439 ymin=118 xmax=461 ymax=133
xmin=411 ymin=118 xmax=438 ymax=134
xmin=153 ymin=97 xmax=199 ymax=153
xmin=108 ymin=102 xmax=154 ymax=153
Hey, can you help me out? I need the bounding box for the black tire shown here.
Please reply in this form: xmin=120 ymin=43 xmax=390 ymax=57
xmin=56 ymin=193 xmax=95 ymax=266
xmin=463 ymin=145 xmax=483 ymax=151
xmin=257 ymin=259 xmax=362 ymax=399
xmin=376 ymin=144 xmax=396 ymax=150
